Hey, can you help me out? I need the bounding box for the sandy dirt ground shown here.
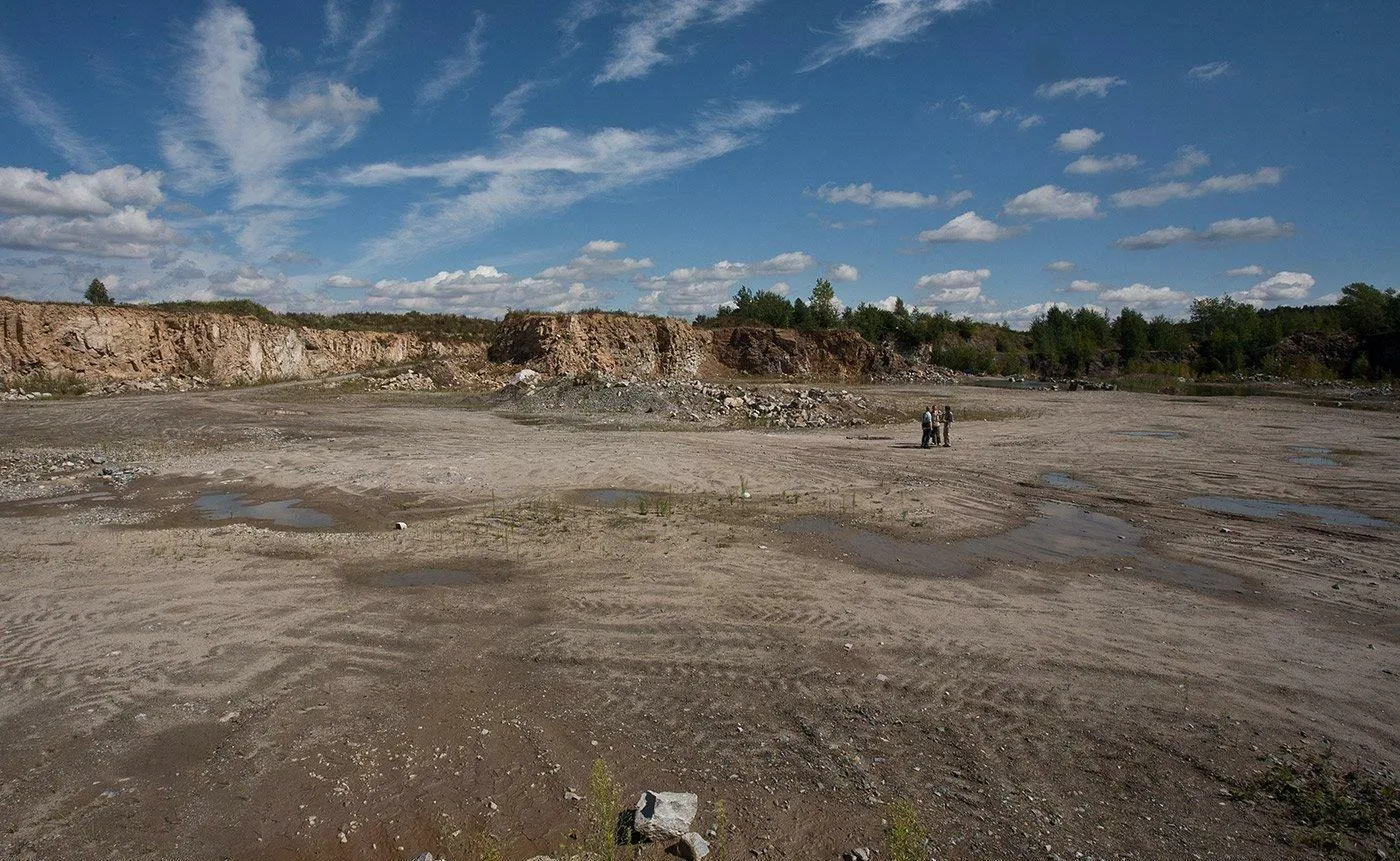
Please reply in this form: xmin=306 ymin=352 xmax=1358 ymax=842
xmin=1 ymin=381 xmax=1397 ymax=861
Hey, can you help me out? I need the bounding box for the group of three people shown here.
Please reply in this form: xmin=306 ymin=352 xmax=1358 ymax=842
xmin=921 ymin=404 xmax=954 ymax=448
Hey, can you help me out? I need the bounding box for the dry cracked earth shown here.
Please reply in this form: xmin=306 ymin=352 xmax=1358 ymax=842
xmin=1 ymin=381 xmax=1397 ymax=861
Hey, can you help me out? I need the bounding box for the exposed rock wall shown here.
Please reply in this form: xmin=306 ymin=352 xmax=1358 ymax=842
xmin=491 ymin=313 xmax=883 ymax=380
xmin=0 ymin=299 xmax=480 ymax=385
xmin=488 ymin=312 xmax=711 ymax=379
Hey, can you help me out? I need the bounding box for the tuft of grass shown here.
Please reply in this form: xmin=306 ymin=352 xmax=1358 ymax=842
xmin=885 ymin=798 xmax=930 ymax=861
xmin=710 ymin=799 xmax=730 ymax=861
xmin=584 ymin=758 xmax=622 ymax=861
xmin=1237 ymin=747 xmax=1400 ymax=857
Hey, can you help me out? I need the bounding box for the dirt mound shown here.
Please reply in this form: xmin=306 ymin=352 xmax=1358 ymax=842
xmin=0 ymin=298 xmax=480 ymax=386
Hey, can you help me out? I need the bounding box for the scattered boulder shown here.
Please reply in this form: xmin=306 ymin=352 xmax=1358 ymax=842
xmin=634 ymin=790 xmax=698 ymax=842
xmin=675 ymin=831 xmax=710 ymax=860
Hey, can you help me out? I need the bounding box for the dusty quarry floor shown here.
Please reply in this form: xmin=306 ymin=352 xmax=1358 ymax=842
xmin=1 ymin=382 xmax=1397 ymax=861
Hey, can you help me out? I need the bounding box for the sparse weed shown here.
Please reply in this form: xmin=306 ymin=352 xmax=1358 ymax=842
xmin=1237 ymin=747 xmax=1400 ymax=857
xmin=584 ymin=758 xmax=622 ymax=861
xmin=710 ymin=799 xmax=730 ymax=861
xmin=885 ymin=798 xmax=930 ymax=861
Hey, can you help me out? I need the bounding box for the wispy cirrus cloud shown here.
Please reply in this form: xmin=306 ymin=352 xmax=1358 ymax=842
xmin=1161 ymin=144 xmax=1209 ymax=177
xmin=1035 ymin=76 xmax=1126 ymax=99
xmin=1113 ymin=216 xmax=1294 ymax=250
xmin=812 ymin=182 xmax=942 ymax=209
xmin=594 ymin=0 xmax=765 ymax=84
xmin=953 ymin=96 xmax=1042 ymax=131
xmin=1225 ymin=264 xmax=1265 ymax=277
xmin=1111 ymin=167 xmax=1282 ymax=208
xmin=342 ymin=100 xmax=798 ymax=263
xmin=1187 ymin=60 xmax=1231 ymax=82
xmin=418 ymin=12 xmax=487 ymax=107
xmin=345 ymin=0 xmax=399 ymax=74
xmin=0 ymin=45 xmax=110 ymax=170
xmin=801 ymin=0 xmax=988 ymax=72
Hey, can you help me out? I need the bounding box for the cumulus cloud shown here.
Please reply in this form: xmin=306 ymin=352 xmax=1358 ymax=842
xmin=1233 ymin=271 xmax=1314 ymax=304
xmin=1113 ymin=216 xmax=1294 ymax=250
xmin=1054 ymin=128 xmax=1102 ymax=153
xmin=813 ymin=182 xmax=941 ymax=209
xmin=1065 ymin=154 xmax=1140 ymax=175
xmin=596 ymin=0 xmax=764 ymax=83
xmin=1187 ymin=60 xmax=1231 ymax=82
xmin=967 ymin=300 xmax=1075 ymax=330
xmin=1003 ymin=185 xmax=1100 ymax=220
xmin=915 ymin=267 xmax=990 ymax=303
xmin=918 ymin=211 xmax=1016 ymax=243
xmin=537 ymin=251 xmax=654 ymax=281
xmin=0 ymin=207 xmax=178 ymax=258
xmin=326 ymin=274 xmax=371 ymax=289
xmin=1044 ymin=260 xmax=1076 ymax=272
xmin=634 ymin=250 xmax=817 ymax=316
xmin=1097 ymin=283 xmax=1191 ymax=308
xmin=1035 ymin=76 xmax=1126 ymax=99
xmin=417 ymin=12 xmax=487 ymax=106
xmin=1065 ymin=279 xmax=1102 ymax=293
xmin=343 ymin=99 xmax=797 ymax=263
xmin=1111 ymin=167 xmax=1282 ymax=207
xmin=801 ymin=0 xmax=989 ymax=72
xmin=582 ymin=239 xmax=624 ymax=254
xmin=1226 ymin=264 xmax=1265 ymax=277
xmin=0 ymin=165 xmax=164 ymax=217
xmin=825 ymin=263 xmax=859 ymax=282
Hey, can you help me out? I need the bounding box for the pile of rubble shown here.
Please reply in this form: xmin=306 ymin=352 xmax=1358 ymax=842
xmin=372 ymin=368 xmax=437 ymax=391
xmin=2 ymin=388 xmax=55 ymax=401
xmin=869 ymin=363 xmax=962 ymax=384
xmin=83 ymin=374 xmax=210 ymax=396
xmin=496 ymin=373 xmax=876 ymax=428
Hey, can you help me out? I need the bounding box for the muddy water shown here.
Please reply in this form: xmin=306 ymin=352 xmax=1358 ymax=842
xmin=579 ymin=488 xmax=669 ymax=508
xmin=1182 ymin=496 xmax=1390 ymax=529
xmin=1042 ymin=472 xmax=1095 ymax=491
xmin=375 ymin=569 xmax=476 ymax=587
xmin=194 ymin=492 xmax=335 ymax=529
xmin=782 ymin=501 xmax=1241 ymax=592
xmin=1288 ymin=445 xmax=1339 ymax=467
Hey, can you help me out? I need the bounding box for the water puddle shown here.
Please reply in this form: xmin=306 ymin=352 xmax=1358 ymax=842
xmin=781 ymin=501 xmax=1237 ymax=592
xmin=194 ymin=493 xmax=335 ymax=529
xmin=1182 ymin=496 xmax=1390 ymax=529
xmin=375 ymin=569 xmax=476 ymax=587
xmin=1288 ymin=446 xmax=1338 ymax=467
xmin=20 ymin=491 xmax=116 ymax=506
xmin=1042 ymin=473 xmax=1095 ymax=491
xmin=1121 ymin=430 xmax=1183 ymax=440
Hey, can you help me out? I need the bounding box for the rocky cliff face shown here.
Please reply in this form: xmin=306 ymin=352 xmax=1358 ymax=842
xmin=491 ymin=313 xmax=883 ymax=380
xmin=488 ymin=312 xmax=711 ymax=379
xmin=0 ymin=299 xmax=480 ymax=385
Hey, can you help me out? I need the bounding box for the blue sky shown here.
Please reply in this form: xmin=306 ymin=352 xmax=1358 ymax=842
xmin=1 ymin=0 xmax=1397 ymax=327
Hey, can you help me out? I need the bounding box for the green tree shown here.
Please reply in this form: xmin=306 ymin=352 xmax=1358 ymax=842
xmin=1112 ymin=308 xmax=1149 ymax=365
xmin=1337 ymin=282 xmax=1395 ymax=337
xmin=809 ymin=278 xmax=838 ymax=328
xmin=84 ymin=279 xmax=114 ymax=306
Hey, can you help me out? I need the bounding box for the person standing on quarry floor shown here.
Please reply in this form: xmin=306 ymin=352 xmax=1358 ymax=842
xmin=921 ymin=405 xmax=934 ymax=449
xmin=942 ymin=403 xmax=955 ymax=447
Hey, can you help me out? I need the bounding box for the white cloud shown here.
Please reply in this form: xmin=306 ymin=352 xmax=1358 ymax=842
xmin=363 ymin=263 xmax=612 ymax=317
xmin=1315 ymin=292 xmax=1340 ymax=305
xmin=582 ymin=239 xmax=624 ymax=254
xmin=1233 ymin=271 xmax=1314 ymax=304
xmin=915 ymin=267 xmax=990 ymax=303
xmin=323 ymin=0 xmax=348 ymax=45
xmin=1187 ymin=60 xmax=1231 ymax=82
xmin=769 ymin=281 xmax=790 ymax=295
xmin=0 ymin=166 xmax=164 ymax=217
xmin=826 ymin=263 xmax=859 ymax=282
xmin=917 ymin=211 xmax=1017 ymax=243
xmin=1017 ymin=114 xmax=1045 ymax=130
xmin=874 ymin=295 xmax=901 ymax=312
xmin=943 ymin=189 xmax=974 ymax=207
xmin=1066 ymin=279 xmax=1102 ymax=293
xmin=1066 ymin=154 xmax=1141 ymax=175
xmin=1004 ymin=185 xmax=1100 ymax=220
xmin=1045 ymin=260 xmax=1076 ymax=272
xmin=491 ymin=80 xmax=543 ymax=131
xmin=596 ymin=0 xmax=764 ymax=83
xmin=326 ymin=274 xmax=370 ymax=289
xmin=1035 ymin=76 xmax=1127 ymax=99
xmin=537 ymin=252 xmax=653 ymax=281
xmin=802 ymin=0 xmax=989 ymax=72
xmin=344 ymin=100 xmax=797 ymax=263
xmin=346 ymin=0 xmax=399 ymax=74
xmin=1054 ymin=128 xmax=1102 ymax=153
xmin=163 ymin=4 xmax=378 ymax=211
xmin=967 ymin=300 xmax=1073 ymax=330
xmin=814 ymin=182 xmax=941 ymax=209
xmin=0 ymin=207 xmax=178 ymax=258
xmin=1112 ymin=167 xmax=1282 ymax=207
xmin=634 ymin=250 xmax=817 ymax=316
xmin=1162 ymin=144 xmax=1210 ymax=178
xmin=1098 ymin=283 xmax=1191 ymax=308
xmin=1226 ymin=264 xmax=1265 ymax=277
xmin=417 ymin=12 xmax=486 ymax=106
xmin=0 ymin=47 xmax=110 ymax=170
xmin=953 ymin=96 xmax=1040 ymax=131
xmin=1113 ymin=216 xmax=1294 ymax=250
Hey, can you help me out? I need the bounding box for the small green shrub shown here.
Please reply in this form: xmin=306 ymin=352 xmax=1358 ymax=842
xmin=885 ymin=798 xmax=929 ymax=861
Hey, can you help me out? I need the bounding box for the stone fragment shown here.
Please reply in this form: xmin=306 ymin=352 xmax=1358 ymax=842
xmin=634 ymin=791 xmax=698 ymax=842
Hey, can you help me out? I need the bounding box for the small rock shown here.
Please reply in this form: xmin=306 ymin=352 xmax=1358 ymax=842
xmin=634 ymin=790 xmax=698 ymax=842
xmin=849 ymin=848 xmax=872 ymax=861
xmin=676 ymin=831 xmax=710 ymax=860
xmin=394 ymin=522 xmax=408 ymax=530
